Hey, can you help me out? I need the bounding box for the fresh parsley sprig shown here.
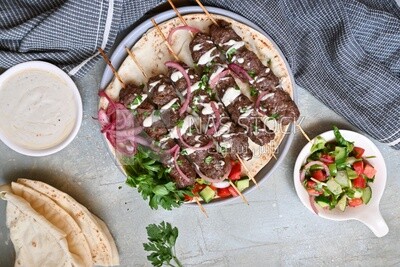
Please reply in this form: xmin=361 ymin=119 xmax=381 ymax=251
xmin=124 ymin=146 xmax=192 ymax=210
xmin=143 ymin=221 xmax=183 ymax=267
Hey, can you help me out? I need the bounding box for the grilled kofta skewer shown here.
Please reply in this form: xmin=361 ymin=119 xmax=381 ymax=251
xmin=167 ymin=65 xmax=253 ymax=160
xmin=119 ymin=82 xmax=196 ymax=188
xmin=146 ymin=72 xmax=232 ymax=183
xmin=208 ymin=20 xmax=300 ymax=125
xmin=189 ymin=32 xmax=275 ymax=146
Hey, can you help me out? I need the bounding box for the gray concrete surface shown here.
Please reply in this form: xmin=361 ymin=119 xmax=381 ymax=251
xmin=1 ymin=58 xmax=400 ymax=266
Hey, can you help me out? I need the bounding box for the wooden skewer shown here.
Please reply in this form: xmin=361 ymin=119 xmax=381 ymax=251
xmin=195 ymin=0 xmax=218 ymax=26
xmin=296 ymin=124 xmax=311 ymax=142
xmin=167 ymin=0 xmax=187 ymax=26
xmin=98 ymin=48 xmax=126 ymax=89
xmin=124 ymin=47 xmax=148 ymax=79
xmin=194 ymin=196 xmax=208 ymax=218
xmin=235 ymin=154 xmax=259 ymax=189
xmin=229 ymin=180 xmax=249 ymax=205
xmin=151 ymin=18 xmax=180 ymax=61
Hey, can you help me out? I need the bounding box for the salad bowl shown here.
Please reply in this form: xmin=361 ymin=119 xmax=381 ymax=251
xmin=294 ymin=129 xmax=388 ymax=237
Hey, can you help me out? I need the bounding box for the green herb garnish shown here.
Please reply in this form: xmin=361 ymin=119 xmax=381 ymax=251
xmin=176 ymin=120 xmax=184 ymax=128
xmin=226 ymin=47 xmax=237 ymax=62
xmin=130 ymin=94 xmax=142 ymax=106
xmin=248 ymin=70 xmax=256 ymax=78
xmin=250 ymin=86 xmax=258 ymax=97
xmin=143 ymin=221 xmax=183 ymax=267
xmin=124 ymin=146 xmax=192 ymax=210
xmin=204 ymin=156 xmax=213 ymax=164
xmin=269 ymin=113 xmax=280 ymax=120
xmin=180 ymin=149 xmax=188 ymax=156
xmin=171 ymin=102 xmax=180 ymax=111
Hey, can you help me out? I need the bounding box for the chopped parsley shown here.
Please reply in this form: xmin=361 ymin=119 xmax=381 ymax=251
xmin=140 ymin=83 xmax=145 ymax=89
xmin=204 ymin=156 xmax=213 ymax=164
xmin=176 ymin=160 xmax=183 ymax=166
xmin=239 ymin=106 xmax=248 ymax=114
xmin=171 ymin=102 xmax=180 ymax=111
xmin=131 ymin=95 xmax=142 ymax=106
xmin=180 ymin=149 xmax=188 ymax=156
xmin=248 ymin=70 xmax=256 ymax=78
xmin=176 ymin=119 xmax=184 ymax=128
xmin=250 ymin=86 xmax=258 ymax=97
xmin=191 ymin=105 xmax=199 ymax=113
xmin=226 ymin=48 xmax=237 ymax=62
xmin=268 ymin=113 xmax=280 ymax=120
xmin=234 ymin=85 xmax=240 ymax=90
xmin=253 ymin=124 xmax=259 ymax=132
xmin=154 ymin=110 xmax=161 ymax=117
xmin=143 ymin=111 xmax=150 ymax=117
xmin=199 ymin=74 xmax=209 ymax=90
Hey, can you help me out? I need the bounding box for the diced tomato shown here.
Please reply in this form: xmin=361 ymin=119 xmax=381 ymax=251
xmin=192 ymin=184 xmax=206 ymax=195
xmin=363 ymin=164 xmax=376 ymax=179
xmin=306 ymin=180 xmax=317 ymax=189
xmin=320 ymin=154 xmax=335 ymax=164
xmin=353 ymin=161 xmax=364 ymax=175
xmin=184 ymin=194 xmax=193 ymax=201
xmin=228 ymin=186 xmax=239 ymax=197
xmin=228 ymin=160 xmax=242 ymax=181
xmin=208 ymin=184 xmax=217 ymax=191
xmin=352 ymin=175 xmax=366 ymax=188
xmin=217 ymin=188 xmax=231 ymax=198
xmin=348 ymin=198 xmax=363 ymax=207
xmin=311 ymin=170 xmax=326 ymax=181
xmin=307 ymin=188 xmax=322 ymax=196
xmin=353 ymin=147 xmax=365 ymax=159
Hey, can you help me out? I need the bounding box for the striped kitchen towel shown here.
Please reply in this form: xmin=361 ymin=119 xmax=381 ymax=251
xmin=0 ymin=0 xmax=399 ymax=149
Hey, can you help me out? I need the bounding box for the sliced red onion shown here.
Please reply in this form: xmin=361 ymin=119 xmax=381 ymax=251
xmin=255 ymin=91 xmax=270 ymax=115
xmin=206 ymin=102 xmax=221 ymax=135
xmin=98 ymin=90 xmax=116 ymax=109
xmin=98 ymin=109 xmax=109 ymax=127
xmin=115 ymin=127 xmax=143 ymax=140
xmin=320 ymin=157 xmax=334 ymax=164
xmin=173 ymin=147 xmax=190 ymax=183
xmin=300 ymin=160 xmax=330 ymax=182
xmin=165 ymin=61 xmax=192 ymax=116
xmin=177 ymin=128 xmax=213 ymax=151
xmin=212 ymin=181 xmax=230 ymax=188
xmin=309 ymin=196 xmax=319 ymax=214
xmin=166 ymin=144 xmax=179 ymax=154
xmin=209 ymin=70 xmax=230 ymax=88
xmin=228 ymin=63 xmax=253 ymax=82
xmin=167 ymin=25 xmax=200 ymax=45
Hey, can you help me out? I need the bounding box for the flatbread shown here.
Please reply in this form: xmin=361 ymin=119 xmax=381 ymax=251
xmin=17 ymin=178 xmax=120 ymax=266
xmin=100 ymin=14 xmax=294 ymax=183
xmin=0 ymin=188 xmax=82 ymax=267
xmin=11 ymin=182 xmax=92 ymax=267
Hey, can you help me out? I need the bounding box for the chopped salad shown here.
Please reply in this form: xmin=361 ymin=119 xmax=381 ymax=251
xmin=301 ymin=127 xmax=377 ymax=212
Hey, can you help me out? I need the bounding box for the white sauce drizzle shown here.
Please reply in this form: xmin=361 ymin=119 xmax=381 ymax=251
xmin=143 ymin=111 xmax=161 ymax=127
xmin=193 ymin=43 xmax=203 ymax=51
xmin=129 ymin=94 xmax=147 ymax=110
xmin=214 ymin=122 xmax=232 ymax=137
xmin=161 ymin=98 xmax=178 ymax=110
xmin=261 ymin=93 xmax=275 ymax=101
xmin=201 ymin=103 xmax=213 ymax=115
xmin=182 ymin=81 xmax=200 ymax=96
xmin=158 ymin=84 xmax=166 ymax=92
xmin=221 ymin=87 xmax=241 ymax=107
xmin=209 ymin=66 xmax=225 ymax=82
xmin=148 ymin=80 xmax=160 ymax=92
xmin=198 ymin=47 xmax=217 ymax=65
xmin=239 ymin=108 xmax=253 ymax=120
xmin=170 ymin=115 xmax=195 ymax=139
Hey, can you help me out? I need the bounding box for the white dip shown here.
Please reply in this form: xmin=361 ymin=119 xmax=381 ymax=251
xmin=0 ymin=69 xmax=77 ymax=150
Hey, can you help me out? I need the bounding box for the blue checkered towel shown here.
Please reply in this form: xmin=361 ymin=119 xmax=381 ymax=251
xmin=1 ymin=0 xmax=399 ymax=149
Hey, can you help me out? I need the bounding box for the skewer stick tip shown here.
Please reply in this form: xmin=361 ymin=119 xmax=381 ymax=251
xmin=98 ymin=48 xmax=126 ymax=89
xmin=195 ymin=0 xmax=218 ymax=26
xmin=229 ymin=180 xmax=249 ymax=205
xmin=167 ymin=0 xmax=188 ymax=26
xmin=194 ymin=197 xmax=208 ymax=218
xmin=296 ymin=124 xmax=311 ymax=142
xmin=124 ymin=46 xmax=148 ymax=79
xmin=150 ymin=18 xmax=180 ymax=61
xmin=235 ymin=154 xmax=259 ymax=189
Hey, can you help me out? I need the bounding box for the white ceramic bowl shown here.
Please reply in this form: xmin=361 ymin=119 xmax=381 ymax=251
xmin=0 ymin=61 xmax=82 ymax=156
xmin=294 ymin=129 xmax=388 ymax=237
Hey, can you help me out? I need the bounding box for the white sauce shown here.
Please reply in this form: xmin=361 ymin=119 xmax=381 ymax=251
xmin=201 ymin=103 xmax=213 ymax=115
xmin=223 ymin=40 xmax=245 ymax=50
xmin=148 ymin=80 xmax=160 ymax=92
xmin=214 ymin=122 xmax=232 ymax=137
xmin=237 ymin=58 xmax=244 ymax=64
xmin=220 ymin=141 xmax=232 ymax=148
xmin=198 ymin=47 xmax=218 ymax=65
xmin=261 ymin=93 xmax=275 ymax=101
xmin=239 ymin=108 xmax=253 ymax=120
xmin=182 ymin=81 xmax=200 ymax=96
xmin=193 ymin=43 xmax=203 ymax=51
xmin=129 ymin=94 xmax=147 ymax=110
xmin=161 ymin=98 xmax=179 ymax=110
xmin=221 ymin=87 xmax=241 ymax=107
xmin=170 ymin=71 xmax=183 ymax=82
xmin=143 ymin=111 xmax=161 ymax=127
xmin=158 ymin=84 xmax=166 ymax=92
xmin=170 ymin=115 xmax=195 ymax=139
xmin=265 ymin=119 xmax=277 ymax=131
xmin=209 ymin=66 xmax=225 ymax=82
xmin=0 ymin=69 xmax=77 ymax=150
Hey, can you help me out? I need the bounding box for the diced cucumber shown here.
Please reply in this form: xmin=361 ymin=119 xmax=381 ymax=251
xmin=315 ymin=195 xmax=330 ymax=208
xmin=362 ymin=186 xmax=372 ymax=204
xmin=311 ymin=136 xmax=326 ymax=153
xmin=345 ymin=157 xmax=358 ymax=165
xmin=346 ymin=167 xmax=358 ymax=179
xmin=335 ymin=146 xmax=347 ymax=163
xmin=199 ymin=186 xmax=215 ymax=203
xmin=336 ymin=162 xmax=347 ymax=171
xmin=353 ymin=189 xmax=363 ymax=198
xmin=235 ymin=178 xmax=250 ymax=192
xmin=326 ymin=178 xmax=342 ymax=195
xmin=335 ymin=171 xmax=350 ymax=188
xmin=328 ymin=163 xmax=337 ymax=176
xmin=337 ymin=195 xmax=347 ymax=211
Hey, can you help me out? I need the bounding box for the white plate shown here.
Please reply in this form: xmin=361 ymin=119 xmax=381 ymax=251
xmin=294 ymin=129 xmax=388 ymax=237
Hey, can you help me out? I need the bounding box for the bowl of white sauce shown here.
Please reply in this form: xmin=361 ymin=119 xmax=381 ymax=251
xmin=0 ymin=61 xmax=82 ymax=156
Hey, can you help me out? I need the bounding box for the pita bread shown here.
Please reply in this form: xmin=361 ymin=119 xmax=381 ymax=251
xmin=0 ymin=189 xmax=83 ymax=267
xmin=100 ymin=14 xmax=294 ymax=187
xmin=17 ymin=178 xmax=119 ymax=266
xmin=11 ymin=182 xmax=92 ymax=267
